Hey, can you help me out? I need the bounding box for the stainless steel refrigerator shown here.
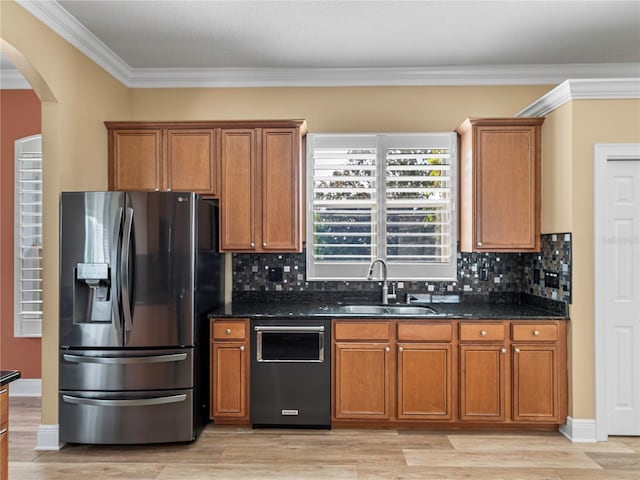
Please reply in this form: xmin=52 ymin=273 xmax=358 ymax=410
xmin=58 ymin=191 xmax=224 ymax=444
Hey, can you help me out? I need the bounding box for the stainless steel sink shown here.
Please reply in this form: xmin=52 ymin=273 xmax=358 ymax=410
xmin=336 ymin=305 xmax=389 ymax=314
xmin=335 ymin=305 xmax=438 ymax=315
xmin=386 ymin=306 xmax=438 ymax=315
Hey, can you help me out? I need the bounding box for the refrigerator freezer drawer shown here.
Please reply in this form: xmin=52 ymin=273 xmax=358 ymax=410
xmin=59 ymin=389 xmax=194 ymax=444
xmin=59 ymin=348 xmax=193 ymax=391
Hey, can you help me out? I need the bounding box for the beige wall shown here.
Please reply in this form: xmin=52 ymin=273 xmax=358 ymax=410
xmin=541 ymin=102 xmax=573 ymax=233
xmin=1 ymin=0 xmax=130 ymax=424
xmin=542 ymin=99 xmax=640 ymax=419
xmin=129 ymin=86 xmax=551 ymax=132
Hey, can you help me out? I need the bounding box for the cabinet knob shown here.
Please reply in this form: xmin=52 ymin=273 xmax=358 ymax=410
xmin=263 ymin=242 xmax=267 ymax=248
xmin=533 ymin=330 xmax=540 ymax=336
xmin=500 ymin=348 xmax=507 ymax=353
xmin=250 ymin=243 xmax=255 ymax=248
xmin=166 ymin=188 xmax=172 ymax=192
xmin=398 ymin=346 xmax=403 ymax=352
xmin=477 ymin=242 xmax=483 ymax=246
xmin=239 ymin=346 xmax=245 ymax=352
xmin=154 ymin=188 xmax=160 ymax=192
xmin=225 ymin=328 xmax=232 ymax=335
xmin=385 ymin=346 xmax=390 ymax=352
xmin=480 ymin=330 xmax=487 ymax=336
xmin=514 ymin=348 xmax=521 ymax=353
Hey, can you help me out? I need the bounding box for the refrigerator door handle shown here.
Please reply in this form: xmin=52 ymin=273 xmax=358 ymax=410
xmin=63 ymin=353 xmax=188 ymax=364
xmin=111 ymin=207 xmax=124 ymax=335
xmin=62 ymin=394 xmax=187 ymax=407
xmin=121 ymin=207 xmax=134 ymax=338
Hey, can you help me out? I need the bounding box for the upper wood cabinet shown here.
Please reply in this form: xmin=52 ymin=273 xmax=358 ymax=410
xmin=456 ymin=118 xmax=544 ymax=252
xmin=106 ymin=119 xmax=306 ymax=253
xmin=106 ymin=122 xmax=218 ymax=195
xmin=220 ymin=121 xmax=305 ymax=253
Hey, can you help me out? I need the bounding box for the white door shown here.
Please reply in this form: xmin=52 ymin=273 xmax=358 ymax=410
xmin=595 ymin=144 xmax=640 ymax=439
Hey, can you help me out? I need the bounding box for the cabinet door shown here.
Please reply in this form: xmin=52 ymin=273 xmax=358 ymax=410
xmin=459 ymin=344 xmax=507 ymax=421
xmin=220 ymin=129 xmax=256 ymax=250
xmin=261 ymin=128 xmax=301 ymax=251
xmin=512 ymin=344 xmax=559 ymax=422
xmin=211 ymin=341 xmax=248 ymax=419
xmin=334 ymin=342 xmax=391 ymax=419
xmin=0 ymin=428 xmax=6 ymax=480
xmin=397 ymin=343 xmax=452 ymax=420
xmin=0 ymin=386 xmax=7 ymax=480
xmin=475 ymin=125 xmax=540 ymax=250
xmin=167 ymin=129 xmax=217 ymax=194
xmin=110 ymin=129 xmax=162 ymax=191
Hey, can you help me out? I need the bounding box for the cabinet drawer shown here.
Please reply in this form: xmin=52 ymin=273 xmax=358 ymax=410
xmin=397 ymin=322 xmax=452 ymax=342
xmin=212 ymin=320 xmax=247 ymax=340
xmin=511 ymin=323 xmax=558 ymax=342
xmin=334 ymin=321 xmax=391 ymax=341
xmin=459 ymin=323 xmax=505 ymax=342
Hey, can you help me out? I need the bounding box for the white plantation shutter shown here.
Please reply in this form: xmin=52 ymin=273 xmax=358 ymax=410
xmin=307 ymin=134 xmax=457 ymax=281
xmin=14 ymin=134 xmax=43 ymax=337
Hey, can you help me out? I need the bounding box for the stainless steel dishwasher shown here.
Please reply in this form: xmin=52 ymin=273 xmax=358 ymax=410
xmin=250 ymin=318 xmax=331 ymax=427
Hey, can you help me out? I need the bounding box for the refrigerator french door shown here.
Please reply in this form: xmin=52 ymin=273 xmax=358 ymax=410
xmin=59 ymin=191 xmax=223 ymax=444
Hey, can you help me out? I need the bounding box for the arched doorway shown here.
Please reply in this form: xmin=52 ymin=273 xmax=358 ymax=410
xmin=1 ymin=38 xmax=59 ymax=450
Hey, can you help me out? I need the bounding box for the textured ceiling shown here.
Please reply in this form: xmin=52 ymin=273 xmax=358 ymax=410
xmin=57 ymin=0 xmax=640 ymax=69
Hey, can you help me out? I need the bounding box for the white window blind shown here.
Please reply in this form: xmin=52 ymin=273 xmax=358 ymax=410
xmin=14 ymin=134 xmax=43 ymax=337
xmin=307 ymin=134 xmax=457 ymax=281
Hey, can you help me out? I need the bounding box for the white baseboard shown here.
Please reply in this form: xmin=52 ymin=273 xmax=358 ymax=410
xmin=8 ymin=378 xmax=41 ymax=397
xmin=559 ymin=417 xmax=598 ymax=443
xmin=36 ymin=424 xmax=63 ymax=450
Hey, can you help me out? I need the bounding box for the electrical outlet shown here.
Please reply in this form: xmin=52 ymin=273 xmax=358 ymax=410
xmin=268 ymin=266 xmax=283 ymax=282
xmin=544 ymin=271 xmax=560 ymax=289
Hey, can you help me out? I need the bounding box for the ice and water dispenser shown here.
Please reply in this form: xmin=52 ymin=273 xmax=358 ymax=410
xmin=74 ymin=262 xmax=111 ymax=322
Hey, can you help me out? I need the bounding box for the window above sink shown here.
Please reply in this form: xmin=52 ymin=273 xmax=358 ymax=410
xmin=306 ymin=133 xmax=458 ymax=282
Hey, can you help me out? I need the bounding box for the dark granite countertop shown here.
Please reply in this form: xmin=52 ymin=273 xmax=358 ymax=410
xmin=0 ymin=370 xmax=21 ymax=387
xmin=209 ymin=299 xmax=568 ymax=321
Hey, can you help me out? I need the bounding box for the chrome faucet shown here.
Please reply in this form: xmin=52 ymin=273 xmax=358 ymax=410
xmin=367 ymin=258 xmax=389 ymax=305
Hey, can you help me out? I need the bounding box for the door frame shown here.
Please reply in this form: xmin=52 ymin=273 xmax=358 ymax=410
xmin=594 ymin=142 xmax=640 ymax=441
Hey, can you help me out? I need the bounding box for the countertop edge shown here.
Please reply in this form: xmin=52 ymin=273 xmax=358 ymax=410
xmin=0 ymin=370 xmax=21 ymax=387
xmin=208 ymin=304 xmax=569 ymax=321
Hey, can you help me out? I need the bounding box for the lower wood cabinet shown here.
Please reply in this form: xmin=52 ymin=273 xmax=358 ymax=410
xmin=459 ymin=344 xmax=507 ymax=421
xmin=397 ymin=322 xmax=454 ymax=420
xmin=458 ymin=321 xmax=566 ymax=424
xmin=210 ymin=318 xmax=249 ymax=424
xmin=333 ymin=318 xmax=567 ymax=427
xmin=397 ymin=343 xmax=453 ymax=420
xmin=1 ymin=386 xmax=8 ymax=480
xmin=333 ymin=321 xmax=392 ymax=420
xmin=334 ymin=342 xmax=391 ymax=419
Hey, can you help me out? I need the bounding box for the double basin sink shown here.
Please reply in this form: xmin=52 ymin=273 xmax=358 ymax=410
xmin=335 ymin=304 xmax=440 ymax=316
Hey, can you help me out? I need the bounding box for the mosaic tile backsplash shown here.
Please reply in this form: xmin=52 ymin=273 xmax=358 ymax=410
xmin=232 ymin=233 xmax=572 ymax=304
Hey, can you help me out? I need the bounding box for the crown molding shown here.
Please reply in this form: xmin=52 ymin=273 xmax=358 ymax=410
xmin=517 ymin=78 xmax=640 ymax=117
xmin=0 ymin=67 xmax=32 ymax=89
xmin=16 ymin=0 xmax=132 ymax=83
xmin=125 ymin=64 xmax=640 ymax=88
xmin=15 ymin=1 xmax=640 ymax=88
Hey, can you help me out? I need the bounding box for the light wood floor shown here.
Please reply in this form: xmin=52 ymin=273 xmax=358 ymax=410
xmin=9 ymin=397 xmax=640 ymax=479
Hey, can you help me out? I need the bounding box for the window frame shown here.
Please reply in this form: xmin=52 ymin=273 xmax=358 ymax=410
xmin=14 ymin=134 xmax=43 ymax=338
xmin=306 ymin=132 xmax=458 ymax=281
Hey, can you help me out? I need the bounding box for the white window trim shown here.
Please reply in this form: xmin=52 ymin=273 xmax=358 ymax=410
xmin=306 ymin=133 xmax=457 ymax=282
xmin=14 ymin=134 xmax=43 ymax=338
